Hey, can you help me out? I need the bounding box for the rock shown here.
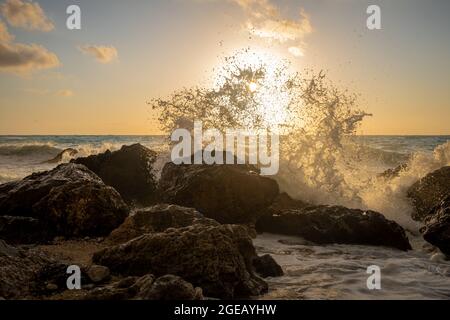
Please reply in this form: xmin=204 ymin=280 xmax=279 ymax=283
xmin=0 ymin=163 xmax=103 ymax=217
xmin=253 ymin=254 xmax=284 ymax=278
xmin=0 ymin=240 xmax=53 ymax=299
xmin=159 ymin=162 xmax=279 ymax=224
xmin=46 ymin=283 xmax=59 ymax=291
xmin=256 ymin=205 xmax=412 ymax=251
xmin=137 ymin=275 xmax=203 ymax=300
xmin=94 ymin=224 xmax=267 ymax=299
xmin=107 ymin=204 xmax=218 ymax=244
xmin=379 ymin=163 xmax=408 ymax=179
xmin=421 ymin=195 xmax=450 ymax=256
xmin=87 ymin=265 xmax=110 ymax=284
xmin=266 ymin=192 xmax=309 ymax=212
xmin=0 ymin=215 xmax=49 ymax=244
xmin=0 ymin=163 xmax=129 ymax=239
xmin=73 ymin=144 xmax=158 ymax=206
xmin=407 ymin=166 xmax=450 ymax=221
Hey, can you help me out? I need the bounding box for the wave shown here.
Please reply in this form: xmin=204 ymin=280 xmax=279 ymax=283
xmin=0 ymin=143 xmax=62 ymax=157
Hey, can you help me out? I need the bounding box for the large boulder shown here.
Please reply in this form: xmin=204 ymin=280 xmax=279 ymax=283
xmin=0 ymin=216 xmax=48 ymax=244
xmin=159 ymin=162 xmax=279 ymax=224
xmin=0 ymin=240 xmax=52 ymax=299
xmin=94 ymin=224 xmax=267 ymax=299
xmin=256 ymin=205 xmax=412 ymax=251
xmin=407 ymin=166 xmax=450 ymax=221
xmin=107 ymin=204 xmax=218 ymax=244
xmin=63 ymin=274 xmax=203 ymax=301
xmin=73 ymin=144 xmax=158 ymax=206
xmin=0 ymin=163 xmax=129 ymax=239
xmin=421 ymin=195 xmax=450 ymax=256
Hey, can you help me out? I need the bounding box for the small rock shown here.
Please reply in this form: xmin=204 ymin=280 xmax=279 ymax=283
xmin=137 ymin=275 xmax=203 ymax=300
xmin=253 ymin=254 xmax=284 ymax=278
xmin=87 ymin=265 xmax=110 ymax=283
xmin=46 ymin=283 xmax=58 ymax=291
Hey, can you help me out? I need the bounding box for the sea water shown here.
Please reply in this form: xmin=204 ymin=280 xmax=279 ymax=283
xmin=0 ymin=135 xmax=449 ymax=299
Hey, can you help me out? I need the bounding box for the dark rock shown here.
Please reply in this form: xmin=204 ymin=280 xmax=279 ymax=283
xmin=0 ymin=163 xmax=103 ymax=218
xmin=267 ymin=192 xmax=309 ymax=212
xmin=107 ymin=204 xmax=218 ymax=244
xmin=137 ymin=275 xmax=203 ymax=300
xmin=0 ymin=215 xmax=49 ymax=244
xmin=379 ymin=163 xmax=408 ymax=179
xmin=79 ymin=274 xmax=202 ymax=300
xmin=73 ymin=144 xmax=158 ymax=206
xmin=256 ymin=205 xmax=412 ymax=251
xmin=253 ymin=254 xmax=283 ymax=278
xmin=32 ymin=181 xmax=129 ymax=238
xmin=159 ymin=162 xmax=279 ymax=224
xmin=87 ymin=265 xmax=110 ymax=284
xmin=94 ymin=224 xmax=267 ymax=299
xmin=407 ymin=166 xmax=450 ymax=221
xmin=0 ymin=163 xmax=129 ymax=239
xmin=421 ymin=195 xmax=450 ymax=256
xmin=0 ymin=240 xmax=53 ymax=299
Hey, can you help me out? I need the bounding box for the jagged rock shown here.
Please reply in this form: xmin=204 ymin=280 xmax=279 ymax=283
xmin=33 ymin=181 xmax=129 ymax=238
xmin=107 ymin=204 xmax=218 ymax=244
xmin=73 ymin=144 xmax=158 ymax=205
xmin=253 ymin=254 xmax=284 ymax=278
xmin=137 ymin=275 xmax=203 ymax=300
xmin=421 ymin=195 xmax=450 ymax=256
xmin=379 ymin=163 xmax=408 ymax=179
xmin=159 ymin=162 xmax=279 ymax=224
xmin=256 ymin=205 xmax=412 ymax=251
xmin=407 ymin=166 xmax=450 ymax=221
xmin=0 ymin=216 xmax=49 ymax=244
xmin=0 ymin=240 xmax=52 ymax=299
xmin=0 ymin=164 xmax=129 ymax=239
xmin=94 ymin=224 xmax=267 ymax=299
xmin=87 ymin=265 xmax=110 ymax=284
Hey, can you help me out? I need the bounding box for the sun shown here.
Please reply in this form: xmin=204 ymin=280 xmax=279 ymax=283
xmin=248 ymin=82 xmax=258 ymax=92
xmin=213 ymin=49 xmax=293 ymax=128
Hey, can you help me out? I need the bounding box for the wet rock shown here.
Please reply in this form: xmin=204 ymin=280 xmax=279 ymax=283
xmin=0 ymin=215 xmax=49 ymax=244
xmin=253 ymin=254 xmax=284 ymax=278
xmin=0 ymin=240 xmax=53 ymax=299
xmin=94 ymin=224 xmax=267 ymax=299
xmin=33 ymin=181 xmax=129 ymax=238
xmin=0 ymin=163 xmax=103 ymax=217
xmin=107 ymin=204 xmax=218 ymax=244
xmin=137 ymin=275 xmax=203 ymax=300
xmin=421 ymin=195 xmax=450 ymax=257
xmin=256 ymin=205 xmax=412 ymax=251
xmin=0 ymin=164 xmax=129 ymax=239
xmin=159 ymin=162 xmax=279 ymax=224
xmin=407 ymin=166 xmax=450 ymax=221
xmin=379 ymin=163 xmax=408 ymax=179
xmin=87 ymin=265 xmax=110 ymax=284
xmin=73 ymin=144 xmax=158 ymax=206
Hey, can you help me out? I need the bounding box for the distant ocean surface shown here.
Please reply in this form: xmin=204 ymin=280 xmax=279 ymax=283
xmin=1 ymin=134 xmax=450 ymax=299
xmin=0 ymin=135 xmax=448 ymax=184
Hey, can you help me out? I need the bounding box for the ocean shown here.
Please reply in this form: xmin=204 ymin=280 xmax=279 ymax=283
xmin=1 ymin=135 xmax=449 ymax=299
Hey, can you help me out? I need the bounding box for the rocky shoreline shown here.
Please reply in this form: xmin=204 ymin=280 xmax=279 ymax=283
xmin=1 ymin=144 xmax=449 ymax=300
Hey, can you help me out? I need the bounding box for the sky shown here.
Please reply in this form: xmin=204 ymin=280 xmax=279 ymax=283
xmin=0 ymin=0 xmax=449 ymax=135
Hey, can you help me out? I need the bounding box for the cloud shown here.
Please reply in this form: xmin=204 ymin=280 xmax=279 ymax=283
xmin=0 ymin=19 xmax=13 ymax=42
xmin=56 ymin=89 xmax=73 ymax=97
xmin=231 ymin=0 xmax=312 ymax=56
xmin=0 ymin=0 xmax=54 ymax=32
xmin=0 ymin=19 xmax=60 ymax=74
xmin=79 ymin=45 xmax=118 ymax=64
xmin=288 ymin=46 xmax=304 ymax=57
xmin=0 ymin=42 xmax=60 ymax=74
xmin=23 ymin=88 xmax=74 ymax=97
